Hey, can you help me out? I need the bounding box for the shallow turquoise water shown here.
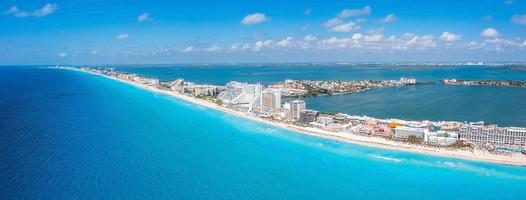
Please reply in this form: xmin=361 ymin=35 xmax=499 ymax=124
xmin=1 ymin=67 xmax=526 ymax=199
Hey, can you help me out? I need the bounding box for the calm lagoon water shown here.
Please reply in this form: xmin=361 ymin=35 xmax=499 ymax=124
xmin=1 ymin=66 xmax=526 ymax=199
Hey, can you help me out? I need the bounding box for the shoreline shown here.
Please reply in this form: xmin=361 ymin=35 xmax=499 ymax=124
xmin=64 ymin=67 xmax=526 ymax=167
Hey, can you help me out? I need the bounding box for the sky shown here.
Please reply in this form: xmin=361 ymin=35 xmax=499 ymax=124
xmin=1 ymin=0 xmax=526 ymax=64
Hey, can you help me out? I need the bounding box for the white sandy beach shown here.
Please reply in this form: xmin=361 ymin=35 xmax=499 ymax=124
xmin=68 ymin=68 xmax=526 ymax=166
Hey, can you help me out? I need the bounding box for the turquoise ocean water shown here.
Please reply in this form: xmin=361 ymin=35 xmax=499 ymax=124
xmin=1 ymin=66 xmax=526 ymax=199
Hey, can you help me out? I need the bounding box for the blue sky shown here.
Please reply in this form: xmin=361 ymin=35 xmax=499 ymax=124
xmin=1 ymin=0 xmax=526 ymax=64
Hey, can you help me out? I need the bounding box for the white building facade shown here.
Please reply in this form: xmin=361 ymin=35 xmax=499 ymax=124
xmin=459 ymin=125 xmax=526 ymax=148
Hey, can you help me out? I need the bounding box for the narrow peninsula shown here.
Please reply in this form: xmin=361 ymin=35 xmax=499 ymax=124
xmin=54 ymin=66 xmax=526 ymax=166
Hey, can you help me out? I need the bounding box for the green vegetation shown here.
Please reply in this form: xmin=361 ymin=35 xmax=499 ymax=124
xmin=320 ymin=111 xmax=338 ymax=115
xmin=414 ymin=81 xmax=435 ymax=85
xmin=447 ymin=140 xmax=473 ymax=149
xmin=404 ymin=135 xmax=423 ymax=144
xmin=301 ymin=83 xmax=329 ymax=97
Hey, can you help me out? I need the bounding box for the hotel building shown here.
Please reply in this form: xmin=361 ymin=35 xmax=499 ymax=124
xmin=169 ymin=79 xmax=185 ymax=93
xmin=290 ymin=100 xmax=306 ymax=120
xmin=261 ymin=89 xmax=281 ymax=111
xmin=459 ymin=125 xmax=526 ymax=149
xmin=218 ymin=81 xmax=262 ymax=112
xmin=394 ymin=126 xmax=429 ymax=139
xmin=299 ymin=109 xmax=319 ymax=123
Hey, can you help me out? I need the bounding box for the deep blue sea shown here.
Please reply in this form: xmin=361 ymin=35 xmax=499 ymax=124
xmin=1 ymin=66 xmax=526 ymax=199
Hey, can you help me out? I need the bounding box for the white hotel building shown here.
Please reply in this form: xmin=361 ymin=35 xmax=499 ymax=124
xmin=289 ymin=100 xmax=306 ymax=120
xmin=218 ymin=81 xmax=262 ymax=112
xmin=459 ymin=125 xmax=526 ymax=148
xmin=394 ymin=126 xmax=429 ymax=139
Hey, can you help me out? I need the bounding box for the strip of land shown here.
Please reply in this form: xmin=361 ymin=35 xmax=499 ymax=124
xmin=55 ymin=66 xmax=526 ymax=166
xmin=443 ymin=79 xmax=526 ymax=88
xmin=268 ymin=79 xmax=428 ymax=97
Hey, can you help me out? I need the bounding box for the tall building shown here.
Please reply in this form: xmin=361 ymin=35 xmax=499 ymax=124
xmin=290 ymin=100 xmax=306 ymax=120
xmin=243 ymin=83 xmax=262 ymax=106
xmin=218 ymin=81 xmax=262 ymax=112
xmin=459 ymin=125 xmax=526 ymax=148
xmin=170 ymin=79 xmax=185 ymax=93
xmin=186 ymin=84 xmax=223 ymax=96
xmin=261 ymin=89 xmax=281 ymax=111
xmin=219 ymin=81 xmax=245 ymax=102
xmin=299 ymin=109 xmax=319 ymax=123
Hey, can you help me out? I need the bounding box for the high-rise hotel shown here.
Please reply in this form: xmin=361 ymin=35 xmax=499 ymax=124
xmin=459 ymin=125 xmax=526 ymax=149
xmin=290 ymin=100 xmax=306 ymax=120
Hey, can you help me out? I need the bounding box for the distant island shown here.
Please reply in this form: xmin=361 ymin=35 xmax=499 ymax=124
xmin=53 ymin=66 xmax=526 ymax=166
xmin=443 ymin=79 xmax=526 ymax=88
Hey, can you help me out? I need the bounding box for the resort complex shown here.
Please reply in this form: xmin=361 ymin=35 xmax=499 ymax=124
xmin=64 ymin=66 xmax=526 ymax=158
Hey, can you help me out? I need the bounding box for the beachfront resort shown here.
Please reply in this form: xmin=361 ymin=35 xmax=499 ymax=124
xmin=63 ymin=66 xmax=526 ymax=158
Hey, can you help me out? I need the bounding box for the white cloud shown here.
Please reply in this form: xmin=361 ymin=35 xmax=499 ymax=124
xmin=511 ymin=14 xmax=526 ymax=25
xmin=182 ymin=46 xmax=194 ymax=53
xmin=315 ymin=32 xmax=438 ymax=51
xmin=330 ymin=22 xmax=356 ymax=32
xmin=4 ymin=6 xmax=28 ymax=17
xmin=253 ymin=40 xmax=275 ymax=51
xmin=137 ymin=12 xmax=151 ymax=22
xmin=32 ymin=3 xmax=58 ymax=17
xmin=229 ymin=40 xmax=272 ymax=52
xmin=465 ymin=41 xmax=484 ymax=50
xmin=484 ymin=38 xmax=504 ymax=44
xmin=337 ymin=6 xmax=371 ymax=19
xmin=440 ymin=32 xmax=462 ymax=42
xmin=304 ymin=8 xmax=312 ymax=15
xmin=255 ymin=41 xmax=264 ymax=49
xmin=4 ymin=3 xmax=57 ymax=17
xmin=205 ymin=45 xmax=221 ymax=52
xmin=351 ymin=33 xmax=362 ymax=40
xmin=304 ymin=34 xmax=317 ymax=41
xmin=366 ymin=33 xmax=436 ymax=50
xmin=480 ymin=28 xmax=499 ymax=37
xmin=483 ymin=37 xmax=518 ymax=46
xmin=58 ymin=53 xmax=67 ymax=57
xmin=505 ymin=0 xmax=513 ymax=5
xmin=221 ymin=31 xmax=526 ymax=53
xmin=324 ymin=18 xmax=343 ymax=27
xmin=230 ymin=43 xmax=241 ymax=50
xmin=317 ymin=37 xmax=352 ymax=48
xmin=350 ymin=33 xmax=383 ymax=42
xmin=116 ymin=33 xmax=129 ymax=40
xmin=277 ymin=37 xmax=294 ymax=47
xmin=362 ymin=34 xmax=384 ymax=42
xmin=90 ymin=50 xmax=99 ymax=55
xmin=227 ymin=32 xmax=526 ymax=53
xmin=241 ymin=13 xmax=267 ymax=25
xmin=380 ymin=13 xmax=396 ymax=23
